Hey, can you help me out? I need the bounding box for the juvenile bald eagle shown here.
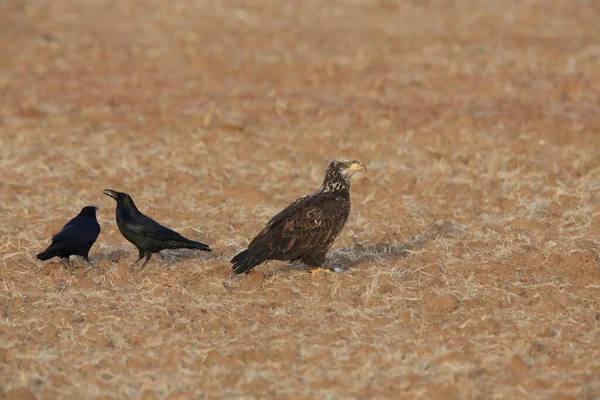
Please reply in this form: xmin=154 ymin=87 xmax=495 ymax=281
xmin=231 ymin=157 xmax=367 ymax=275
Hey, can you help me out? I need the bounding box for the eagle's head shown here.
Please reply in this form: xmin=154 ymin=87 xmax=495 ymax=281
xmin=321 ymin=157 xmax=367 ymax=192
xmin=330 ymin=156 xmax=367 ymax=177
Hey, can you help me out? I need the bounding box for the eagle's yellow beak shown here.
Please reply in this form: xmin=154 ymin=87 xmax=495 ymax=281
xmin=350 ymin=162 xmax=367 ymax=172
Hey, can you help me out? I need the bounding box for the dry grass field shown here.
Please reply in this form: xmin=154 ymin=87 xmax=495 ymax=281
xmin=1 ymin=0 xmax=600 ymax=399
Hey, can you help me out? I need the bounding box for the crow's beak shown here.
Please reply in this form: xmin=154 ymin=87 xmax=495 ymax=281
xmin=350 ymin=162 xmax=367 ymax=172
xmin=103 ymin=189 xmax=118 ymax=200
xmin=93 ymin=205 xmax=99 ymax=211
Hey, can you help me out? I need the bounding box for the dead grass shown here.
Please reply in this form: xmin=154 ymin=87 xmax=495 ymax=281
xmin=1 ymin=0 xmax=600 ymax=399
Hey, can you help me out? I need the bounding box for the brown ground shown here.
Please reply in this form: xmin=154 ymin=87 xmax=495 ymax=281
xmin=1 ymin=0 xmax=600 ymax=399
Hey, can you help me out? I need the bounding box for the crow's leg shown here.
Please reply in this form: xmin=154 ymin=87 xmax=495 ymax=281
xmin=62 ymin=256 xmax=73 ymax=270
xmin=83 ymin=253 xmax=95 ymax=267
xmin=139 ymin=252 xmax=152 ymax=269
xmin=130 ymin=248 xmax=145 ymax=267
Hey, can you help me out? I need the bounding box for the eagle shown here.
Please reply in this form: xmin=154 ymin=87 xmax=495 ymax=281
xmin=231 ymin=156 xmax=367 ymax=275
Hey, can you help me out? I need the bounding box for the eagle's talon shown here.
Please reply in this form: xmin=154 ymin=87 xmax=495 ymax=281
xmin=310 ymin=267 xmax=332 ymax=275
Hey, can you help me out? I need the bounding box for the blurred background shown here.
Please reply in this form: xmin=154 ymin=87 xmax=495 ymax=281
xmin=2 ymin=0 xmax=599 ymax=222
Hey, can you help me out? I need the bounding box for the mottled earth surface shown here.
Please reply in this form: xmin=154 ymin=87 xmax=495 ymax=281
xmin=1 ymin=0 xmax=600 ymax=399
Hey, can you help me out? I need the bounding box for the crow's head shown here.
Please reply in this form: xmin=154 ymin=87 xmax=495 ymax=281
xmin=79 ymin=205 xmax=98 ymax=218
xmin=103 ymin=189 xmax=137 ymax=208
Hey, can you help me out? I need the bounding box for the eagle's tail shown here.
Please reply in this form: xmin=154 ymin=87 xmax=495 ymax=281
xmin=231 ymin=250 xmax=260 ymax=275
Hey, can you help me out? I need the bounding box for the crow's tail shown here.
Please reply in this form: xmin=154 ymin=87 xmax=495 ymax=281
xmin=169 ymin=238 xmax=212 ymax=252
xmin=231 ymin=250 xmax=261 ymax=275
xmin=36 ymin=247 xmax=56 ymax=261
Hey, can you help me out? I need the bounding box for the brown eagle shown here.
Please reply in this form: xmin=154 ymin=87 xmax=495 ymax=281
xmin=231 ymin=157 xmax=367 ymax=275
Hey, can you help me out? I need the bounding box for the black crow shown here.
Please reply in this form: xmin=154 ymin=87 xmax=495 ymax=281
xmin=231 ymin=157 xmax=366 ymax=275
xmin=37 ymin=206 xmax=101 ymax=264
xmin=103 ymin=189 xmax=211 ymax=269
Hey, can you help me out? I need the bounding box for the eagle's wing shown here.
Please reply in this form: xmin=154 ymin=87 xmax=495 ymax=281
xmin=247 ymin=192 xmax=350 ymax=261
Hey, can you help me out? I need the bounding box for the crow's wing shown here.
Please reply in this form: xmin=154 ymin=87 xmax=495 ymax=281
xmin=51 ymin=218 xmax=100 ymax=247
xmin=124 ymin=215 xmax=187 ymax=241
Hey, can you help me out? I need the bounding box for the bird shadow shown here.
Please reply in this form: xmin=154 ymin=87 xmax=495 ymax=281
xmin=88 ymin=248 xmax=221 ymax=268
xmin=157 ymin=249 xmax=222 ymax=264
xmin=332 ymin=221 xmax=464 ymax=272
xmin=280 ymin=221 xmax=464 ymax=273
